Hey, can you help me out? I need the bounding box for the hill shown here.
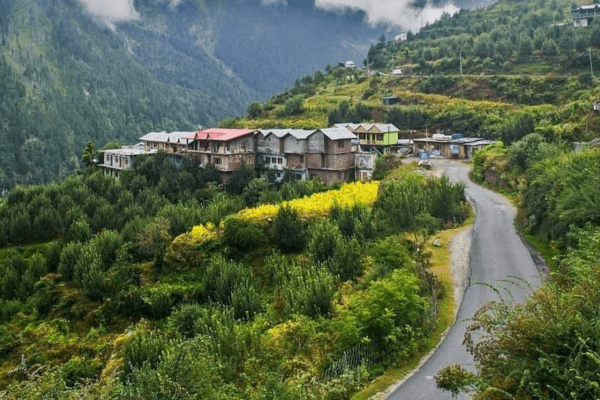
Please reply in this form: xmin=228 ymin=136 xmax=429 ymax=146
xmin=0 ymin=0 xmax=384 ymax=191
xmin=228 ymin=0 xmax=600 ymax=144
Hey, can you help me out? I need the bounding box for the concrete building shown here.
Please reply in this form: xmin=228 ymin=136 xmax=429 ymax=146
xmin=306 ymin=128 xmax=357 ymax=184
xmin=139 ymin=131 xmax=193 ymax=154
xmin=335 ymin=123 xmax=400 ymax=154
xmin=99 ymin=146 xmax=156 ymax=178
xmin=413 ymin=135 xmax=495 ymax=159
xmin=572 ymin=5 xmax=600 ymax=27
xmin=184 ymin=128 xmax=258 ymax=182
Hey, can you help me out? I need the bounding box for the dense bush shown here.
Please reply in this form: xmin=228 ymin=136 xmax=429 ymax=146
xmin=273 ymin=205 xmax=307 ymax=253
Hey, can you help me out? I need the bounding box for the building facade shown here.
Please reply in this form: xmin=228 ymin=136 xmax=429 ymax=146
xmin=184 ymin=129 xmax=258 ymax=182
xmin=98 ymin=146 xmax=157 ymax=178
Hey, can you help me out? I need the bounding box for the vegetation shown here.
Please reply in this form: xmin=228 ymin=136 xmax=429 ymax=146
xmin=0 ymin=154 xmax=468 ymax=398
xmin=0 ymin=0 xmax=384 ymax=191
xmin=437 ymin=125 xmax=600 ymax=398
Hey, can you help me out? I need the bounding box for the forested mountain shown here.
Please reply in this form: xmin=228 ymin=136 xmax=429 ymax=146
xmin=0 ymin=0 xmax=384 ymax=191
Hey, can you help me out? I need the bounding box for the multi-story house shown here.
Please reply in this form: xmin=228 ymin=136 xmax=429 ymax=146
xmin=306 ymin=128 xmax=357 ymax=184
xmin=336 ymin=123 xmax=400 ymax=154
xmin=140 ymin=131 xmax=193 ymax=154
xmin=256 ymin=129 xmax=290 ymax=180
xmin=99 ymin=145 xmax=156 ymax=178
xmin=183 ymin=128 xmax=258 ymax=182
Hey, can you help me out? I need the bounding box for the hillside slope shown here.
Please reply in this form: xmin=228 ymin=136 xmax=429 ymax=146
xmin=230 ymin=0 xmax=600 ymax=144
xmin=0 ymin=0 xmax=384 ymax=190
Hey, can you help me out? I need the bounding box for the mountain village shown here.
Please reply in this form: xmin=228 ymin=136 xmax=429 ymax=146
xmin=99 ymin=125 xmax=495 ymax=184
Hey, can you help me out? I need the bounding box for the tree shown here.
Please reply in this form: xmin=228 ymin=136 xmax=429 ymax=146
xmin=273 ymin=205 xmax=307 ymax=253
xmin=81 ymin=141 xmax=99 ymax=169
xmin=247 ymin=102 xmax=262 ymax=119
xmin=136 ymin=217 xmax=172 ymax=271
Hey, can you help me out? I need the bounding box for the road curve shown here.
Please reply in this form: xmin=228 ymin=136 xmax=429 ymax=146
xmin=386 ymin=160 xmax=543 ymax=400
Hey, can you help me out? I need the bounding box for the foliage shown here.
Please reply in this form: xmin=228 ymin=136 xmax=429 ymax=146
xmin=222 ymin=216 xmax=264 ymax=255
xmin=334 ymin=270 xmax=427 ymax=355
xmin=372 ymin=154 xmax=403 ymax=181
xmin=375 ymin=173 xmax=466 ymax=233
xmin=437 ymin=226 xmax=600 ymax=399
xmin=273 ymin=204 xmax=307 ymax=253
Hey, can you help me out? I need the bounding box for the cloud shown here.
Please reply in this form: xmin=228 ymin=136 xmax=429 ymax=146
xmin=78 ymin=0 xmax=140 ymax=23
xmin=314 ymin=0 xmax=460 ymax=31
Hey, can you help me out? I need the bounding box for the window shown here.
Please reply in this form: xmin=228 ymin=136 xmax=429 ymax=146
xmin=337 ymin=141 xmax=344 ymax=148
xmin=277 ymin=158 xmax=283 ymax=165
xmin=299 ymin=155 xmax=304 ymax=163
xmin=214 ymin=157 xmax=221 ymax=165
xmin=377 ymin=134 xmax=383 ymax=141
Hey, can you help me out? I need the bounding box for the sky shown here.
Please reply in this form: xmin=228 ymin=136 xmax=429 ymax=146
xmin=77 ymin=0 xmax=480 ymax=32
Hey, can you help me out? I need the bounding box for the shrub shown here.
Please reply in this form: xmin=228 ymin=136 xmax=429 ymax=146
xmin=242 ymin=178 xmax=270 ymax=208
xmin=367 ymin=237 xmax=414 ymax=281
xmin=331 ymin=237 xmax=363 ymax=282
xmin=60 ymin=356 xmax=103 ymax=387
xmin=203 ymin=255 xmax=255 ymax=305
xmin=307 ymin=220 xmax=343 ymax=265
xmin=231 ymin=280 xmax=262 ymax=321
xmin=283 ymin=265 xmax=334 ymax=319
xmin=222 ymin=216 xmax=264 ymax=254
xmin=169 ymin=304 xmax=203 ymax=338
xmin=273 ymin=205 xmax=307 ymax=253
xmin=122 ymin=332 xmax=168 ymax=380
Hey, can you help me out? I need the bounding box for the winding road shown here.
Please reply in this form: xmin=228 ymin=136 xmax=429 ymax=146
xmin=386 ymin=159 xmax=543 ymax=400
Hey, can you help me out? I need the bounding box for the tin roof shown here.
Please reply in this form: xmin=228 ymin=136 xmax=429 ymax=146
xmin=183 ymin=129 xmax=256 ymax=141
xmin=319 ymin=128 xmax=358 ymax=140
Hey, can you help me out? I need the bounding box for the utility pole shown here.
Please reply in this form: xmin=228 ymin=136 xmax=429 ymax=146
xmin=460 ymin=49 xmax=463 ymax=76
xmin=589 ymin=47 xmax=594 ymax=79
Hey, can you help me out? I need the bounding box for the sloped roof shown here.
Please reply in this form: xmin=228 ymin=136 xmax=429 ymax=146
xmin=371 ymin=124 xmax=399 ymax=132
xmin=287 ymin=129 xmax=316 ymax=140
xmin=183 ymin=129 xmax=256 ymax=141
xmin=259 ymin=129 xmax=290 ymax=138
xmin=319 ymin=128 xmax=358 ymax=140
xmin=140 ymin=131 xmax=194 ymax=143
xmin=334 ymin=123 xmax=360 ymax=130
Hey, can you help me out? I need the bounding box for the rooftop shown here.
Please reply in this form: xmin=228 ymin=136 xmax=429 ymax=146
xmin=259 ymin=129 xmax=291 ymax=138
xmin=140 ymin=131 xmax=194 ymax=143
xmin=320 ymin=127 xmax=358 ymax=140
xmin=183 ymin=129 xmax=256 ymax=141
xmin=101 ymin=147 xmax=157 ymax=156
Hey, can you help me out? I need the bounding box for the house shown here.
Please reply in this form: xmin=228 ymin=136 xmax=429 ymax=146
xmin=462 ymin=139 xmax=496 ymax=159
xmin=140 ymin=131 xmax=192 ymax=154
xmin=414 ymin=136 xmax=495 ymax=159
xmin=336 ymin=123 xmax=400 ymax=154
xmin=395 ymin=33 xmax=407 ymax=42
xmin=593 ymin=101 xmax=600 ymax=112
xmin=256 ymin=129 xmax=291 ymax=181
xmin=305 ymin=128 xmax=357 ymax=184
xmin=572 ymin=5 xmax=600 ymax=27
xmin=184 ymin=128 xmax=258 ymax=182
xmin=345 ymin=61 xmax=356 ymax=68
xmin=98 ymin=145 xmax=157 ymax=179
xmin=413 ymin=134 xmax=453 ymax=157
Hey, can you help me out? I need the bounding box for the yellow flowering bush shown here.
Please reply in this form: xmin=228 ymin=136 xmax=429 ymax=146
xmin=238 ymin=181 xmax=379 ymax=223
xmin=166 ymin=223 xmax=219 ymax=269
xmin=169 ymin=182 xmax=380 ymax=267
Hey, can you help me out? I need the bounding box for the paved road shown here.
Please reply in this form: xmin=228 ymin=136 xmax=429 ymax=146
xmin=386 ymin=160 xmax=543 ymax=400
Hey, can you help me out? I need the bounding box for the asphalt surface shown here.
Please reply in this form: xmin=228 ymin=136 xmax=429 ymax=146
xmin=386 ymin=159 xmax=543 ymax=400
